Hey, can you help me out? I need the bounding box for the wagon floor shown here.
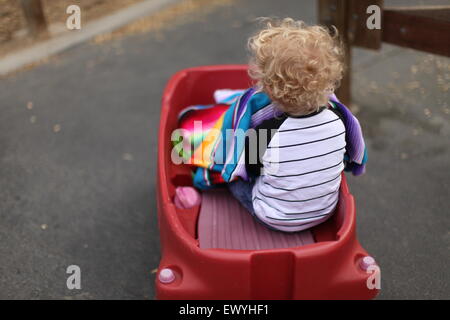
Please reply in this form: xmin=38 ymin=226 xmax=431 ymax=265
xmin=198 ymin=189 xmax=315 ymax=250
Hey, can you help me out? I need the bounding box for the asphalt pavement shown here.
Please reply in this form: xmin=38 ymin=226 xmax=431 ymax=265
xmin=0 ymin=0 xmax=449 ymax=299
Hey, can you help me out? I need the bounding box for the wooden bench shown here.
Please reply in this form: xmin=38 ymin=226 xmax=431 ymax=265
xmin=318 ymin=0 xmax=450 ymax=105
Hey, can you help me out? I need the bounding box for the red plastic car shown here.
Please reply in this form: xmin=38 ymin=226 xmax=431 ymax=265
xmin=156 ymin=65 xmax=380 ymax=299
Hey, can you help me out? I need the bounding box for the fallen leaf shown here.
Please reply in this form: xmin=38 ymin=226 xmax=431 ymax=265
xmin=122 ymin=153 xmax=134 ymax=161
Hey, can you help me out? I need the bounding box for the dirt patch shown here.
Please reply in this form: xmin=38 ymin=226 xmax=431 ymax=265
xmin=0 ymin=0 xmax=24 ymax=43
xmin=92 ymin=0 xmax=235 ymax=44
xmin=41 ymin=0 xmax=145 ymax=26
xmin=0 ymin=0 xmax=144 ymax=57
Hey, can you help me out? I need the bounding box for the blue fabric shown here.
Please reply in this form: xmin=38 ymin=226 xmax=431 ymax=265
xmin=220 ymin=90 xmax=272 ymax=181
xmin=227 ymin=179 xmax=255 ymax=215
xmin=228 ymin=179 xmax=286 ymax=232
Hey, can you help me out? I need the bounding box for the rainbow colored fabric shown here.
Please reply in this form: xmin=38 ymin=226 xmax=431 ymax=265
xmin=175 ymin=88 xmax=367 ymax=189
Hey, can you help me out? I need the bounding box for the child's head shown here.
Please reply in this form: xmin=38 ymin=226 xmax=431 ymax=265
xmin=248 ymin=18 xmax=344 ymax=115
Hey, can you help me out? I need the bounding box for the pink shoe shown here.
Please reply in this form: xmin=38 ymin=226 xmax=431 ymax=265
xmin=174 ymin=186 xmax=201 ymax=209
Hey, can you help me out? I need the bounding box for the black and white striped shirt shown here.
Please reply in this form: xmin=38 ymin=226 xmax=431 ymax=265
xmin=247 ymin=106 xmax=346 ymax=232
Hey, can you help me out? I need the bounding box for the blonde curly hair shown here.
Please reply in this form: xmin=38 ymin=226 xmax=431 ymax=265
xmin=248 ymin=18 xmax=344 ymax=115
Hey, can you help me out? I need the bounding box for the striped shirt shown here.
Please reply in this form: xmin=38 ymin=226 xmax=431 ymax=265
xmin=248 ymin=106 xmax=346 ymax=232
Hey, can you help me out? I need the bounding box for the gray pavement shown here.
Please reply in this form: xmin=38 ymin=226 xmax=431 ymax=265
xmin=0 ymin=0 xmax=449 ymax=299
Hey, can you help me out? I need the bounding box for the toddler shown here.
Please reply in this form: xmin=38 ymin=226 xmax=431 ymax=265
xmin=228 ymin=18 xmax=347 ymax=232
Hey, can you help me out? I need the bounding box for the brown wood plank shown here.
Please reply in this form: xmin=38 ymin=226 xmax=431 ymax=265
xmin=349 ymin=0 xmax=383 ymax=50
xmin=318 ymin=0 xmax=341 ymax=32
xmin=318 ymin=0 xmax=352 ymax=105
xmin=382 ymin=8 xmax=450 ymax=57
xmin=385 ymin=6 xmax=450 ymax=20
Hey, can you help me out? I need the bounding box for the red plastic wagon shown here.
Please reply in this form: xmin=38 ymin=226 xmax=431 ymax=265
xmin=156 ymin=65 xmax=380 ymax=299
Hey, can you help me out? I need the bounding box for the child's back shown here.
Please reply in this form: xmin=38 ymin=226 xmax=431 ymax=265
xmin=252 ymin=106 xmax=346 ymax=232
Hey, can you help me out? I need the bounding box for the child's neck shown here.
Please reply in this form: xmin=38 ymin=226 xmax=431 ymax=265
xmin=286 ymin=106 xmax=326 ymax=118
